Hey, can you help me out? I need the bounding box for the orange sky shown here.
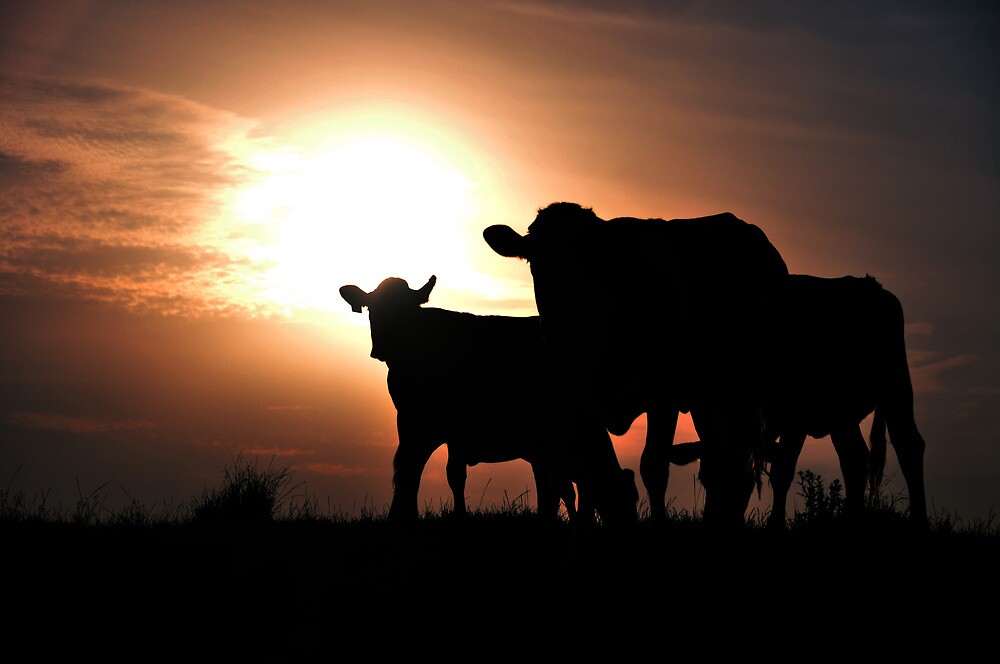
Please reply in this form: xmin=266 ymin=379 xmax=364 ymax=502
xmin=2 ymin=1 xmax=998 ymax=520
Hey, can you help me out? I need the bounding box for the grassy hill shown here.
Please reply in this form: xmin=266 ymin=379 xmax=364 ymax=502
xmin=4 ymin=456 xmax=997 ymax=661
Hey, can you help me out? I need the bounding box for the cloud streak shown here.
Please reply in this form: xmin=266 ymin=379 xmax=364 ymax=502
xmin=0 ymin=74 xmax=263 ymax=316
xmin=7 ymin=412 xmax=156 ymax=434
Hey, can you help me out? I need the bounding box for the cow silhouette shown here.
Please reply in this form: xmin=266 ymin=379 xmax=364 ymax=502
xmin=485 ymin=202 xmax=789 ymax=527
xmin=340 ymin=275 xmax=638 ymax=525
xmin=762 ymin=274 xmax=926 ymax=526
xmin=650 ymin=275 xmax=928 ymax=528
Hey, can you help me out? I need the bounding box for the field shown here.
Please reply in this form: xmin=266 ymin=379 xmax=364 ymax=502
xmin=4 ymin=458 xmax=997 ymax=661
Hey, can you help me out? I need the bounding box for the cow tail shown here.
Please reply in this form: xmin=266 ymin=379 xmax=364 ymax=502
xmin=868 ymin=407 xmax=887 ymax=499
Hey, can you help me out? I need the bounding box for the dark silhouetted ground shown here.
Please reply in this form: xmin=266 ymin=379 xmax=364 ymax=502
xmin=6 ymin=513 xmax=997 ymax=661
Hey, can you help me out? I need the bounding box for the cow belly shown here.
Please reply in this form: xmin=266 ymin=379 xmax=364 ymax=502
xmin=765 ymin=393 xmax=877 ymax=440
xmin=446 ymin=431 xmax=547 ymax=467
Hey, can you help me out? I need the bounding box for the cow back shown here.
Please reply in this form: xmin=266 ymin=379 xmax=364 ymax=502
xmin=764 ymin=274 xmax=903 ymax=436
xmin=525 ymin=211 xmax=788 ymax=418
xmin=384 ymin=308 xmax=580 ymax=462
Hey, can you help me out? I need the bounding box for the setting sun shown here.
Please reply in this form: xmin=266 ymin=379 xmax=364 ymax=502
xmin=227 ymin=132 xmax=478 ymax=313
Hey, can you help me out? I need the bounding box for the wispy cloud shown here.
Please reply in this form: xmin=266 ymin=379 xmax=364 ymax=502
xmin=304 ymin=462 xmax=373 ymax=478
xmin=241 ymin=446 xmax=316 ymax=460
xmin=909 ymin=351 xmax=978 ymax=395
xmin=7 ymin=412 xmax=155 ymax=434
xmin=0 ymin=74 xmax=265 ymax=316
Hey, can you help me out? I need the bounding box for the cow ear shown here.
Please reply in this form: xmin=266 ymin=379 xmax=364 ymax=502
xmin=416 ymin=275 xmax=436 ymax=304
xmin=339 ymin=285 xmax=368 ymax=313
xmin=484 ymin=225 xmax=527 ymax=258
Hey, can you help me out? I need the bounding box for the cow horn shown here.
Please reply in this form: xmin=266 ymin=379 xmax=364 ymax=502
xmin=415 ymin=275 xmax=437 ymax=303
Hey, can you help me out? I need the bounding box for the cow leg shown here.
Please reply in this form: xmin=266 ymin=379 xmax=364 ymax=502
xmin=388 ymin=413 xmax=438 ymax=523
xmin=575 ymin=472 xmax=601 ymax=525
xmin=579 ymin=467 xmax=637 ymax=526
xmin=878 ymin=288 xmax=929 ymax=527
xmin=830 ymin=425 xmax=870 ymax=521
xmin=530 ymin=463 xmax=561 ymax=521
xmin=766 ymin=431 xmax=806 ymax=530
xmin=572 ymin=425 xmax=636 ymax=526
xmin=884 ymin=407 xmax=928 ymax=526
xmin=533 ymin=443 xmax=577 ymax=522
xmin=560 ymin=479 xmax=578 ymax=522
xmin=700 ymin=402 xmax=759 ymax=529
xmin=445 ymin=451 xmax=468 ymax=518
xmin=640 ymin=408 xmax=679 ymax=522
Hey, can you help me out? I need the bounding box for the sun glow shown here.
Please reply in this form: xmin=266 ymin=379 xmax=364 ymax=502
xmin=225 ymin=133 xmax=479 ymax=314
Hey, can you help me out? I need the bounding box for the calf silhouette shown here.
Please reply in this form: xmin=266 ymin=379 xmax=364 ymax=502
xmin=340 ymin=275 xmax=638 ymax=524
xmin=644 ymin=275 xmax=927 ymax=528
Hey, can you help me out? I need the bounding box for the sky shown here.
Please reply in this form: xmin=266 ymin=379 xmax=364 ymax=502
xmin=2 ymin=0 xmax=997 ymax=522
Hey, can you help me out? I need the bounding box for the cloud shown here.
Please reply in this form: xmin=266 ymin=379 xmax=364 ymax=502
xmin=497 ymin=1 xmax=996 ymax=173
xmin=304 ymin=462 xmax=373 ymax=478
xmin=0 ymin=231 xmax=242 ymax=313
xmin=909 ymin=352 xmax=978 ymax=395
xmin=0 ymin=150 xmax=68 ymax=181
xmin=502 ymin=1 xmax=996 ymax=37
xmin=4 ymin=234 xmax=230 ymax=277
xmin=7 ymin=412 xmax=155 ymax=434
xmin=240 ymin=446 xmax=316 ymax=460
xmin=905 ymin=321 xmax=935 ymax=337
xmin=0 ymin=74 xmax=265 ymax=316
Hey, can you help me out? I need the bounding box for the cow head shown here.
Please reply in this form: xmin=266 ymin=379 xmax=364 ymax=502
xmin=484 ymin=202 xmax=610 ymax=338
xmin=339 ymin=275 xmax=437 ymax=363
xmin=485 ymin=203 xmax=633 ymax=427
xmin=484 ymin=201 xmax=602 ymax=263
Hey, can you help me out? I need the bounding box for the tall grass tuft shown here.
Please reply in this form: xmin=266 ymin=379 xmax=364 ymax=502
xmin=190 ymin=452 xmax=303 ymax=525
xmin=927 ymin=503 xmax=999 ymax=537
xmin=789 ymin=469 xmax=844 ymax=528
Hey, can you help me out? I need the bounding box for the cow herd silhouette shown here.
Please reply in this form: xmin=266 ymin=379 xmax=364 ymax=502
xmin=341 ymin=202 xmax=928 ymax=529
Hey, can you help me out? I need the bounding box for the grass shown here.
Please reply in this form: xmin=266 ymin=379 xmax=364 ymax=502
xmin=3 ymin=455 xmax=997 ymax=660
xmin=2 ymin=454 xmax=997 ymax=536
